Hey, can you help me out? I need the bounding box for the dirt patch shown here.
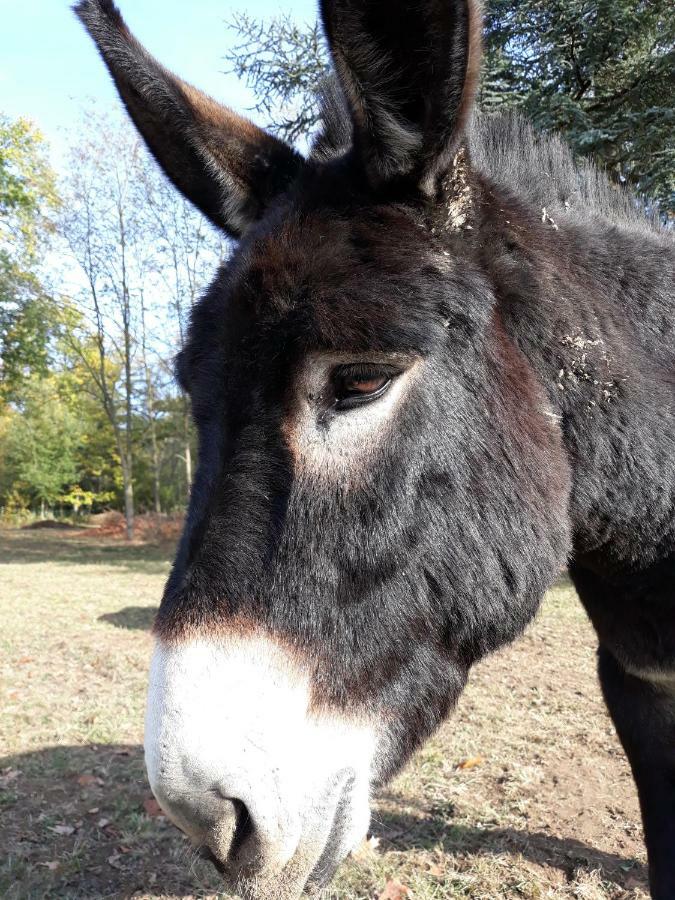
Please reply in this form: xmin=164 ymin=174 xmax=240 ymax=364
xmin=22 ymin=519 xmax=82 ymax=531
xmin=16 ymin=512 xmax=184 ymax=542
xmin=74 ymin=512 xmax=185 ymax=542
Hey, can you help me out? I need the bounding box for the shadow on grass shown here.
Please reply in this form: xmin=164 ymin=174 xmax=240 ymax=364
xmin=0 ymin=744 xmax=648 ymax=900
xmin=99 ymin=606 xmax=157 ymax=631
xmin=0 ymin=743 xmax=219 ymax=900
xmin=371 ymin=797 xmax=647 ymax=888
xmin=0 ymin=529 xmax=174 ymax=574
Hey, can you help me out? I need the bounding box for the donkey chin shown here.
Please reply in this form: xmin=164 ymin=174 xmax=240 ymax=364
xmin=144 ymin=633 xmax=379 ymax=898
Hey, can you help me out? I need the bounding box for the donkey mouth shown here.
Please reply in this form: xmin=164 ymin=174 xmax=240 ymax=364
xmin=200 ymin=850 xmax=340 ymax=900
xmin=200 ymin=845 xmax=227 ymax=875
xmin=200 ymin=774 xmax=362 ymax=899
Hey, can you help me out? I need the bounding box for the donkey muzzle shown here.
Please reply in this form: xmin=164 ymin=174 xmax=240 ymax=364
xmin=144 ymin=635 xmax=376 ymax=897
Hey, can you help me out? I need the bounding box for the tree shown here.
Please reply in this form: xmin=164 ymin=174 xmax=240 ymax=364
xmin=2 ymin=376 xmax=80 ymax=517
xmin=0 ymin=114 xmax=60 ymax=402
xmin=1 ymin=108 xmax=223 ymax=524
xmin=225 ymin=14 xmax=329 ymax=145
xmin=225 ymin=2 xmax=674 ymax=216
xmin=139 ymin=163 xmax=225 ymax=503
xmin=56 ymin=113 xmax=224 ymax=531
xmin=482 ymin=0 xmax=674 ymax=212
xmin=55 ymin=311 xmax=124 ymax=513
xmin=60 ymin=114 xmax=150 ymax=539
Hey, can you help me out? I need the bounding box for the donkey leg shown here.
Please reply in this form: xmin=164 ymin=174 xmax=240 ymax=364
xmin=598 ymin=648 xmax=675 ymax=898
xmin=571 ymin=562 xmax=675 ymax=899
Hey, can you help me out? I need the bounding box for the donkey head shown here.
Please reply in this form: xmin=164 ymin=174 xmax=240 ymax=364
xmin=76 ymin=1 xmax=572 ymax=896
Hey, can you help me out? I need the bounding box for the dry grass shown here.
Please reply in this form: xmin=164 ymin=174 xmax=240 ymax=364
xmin=0 ymin=529 xmax=649 ymax=900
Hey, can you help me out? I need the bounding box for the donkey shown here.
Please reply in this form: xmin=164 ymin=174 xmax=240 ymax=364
xmin=75 ymin=0 xmax=675 ymax=897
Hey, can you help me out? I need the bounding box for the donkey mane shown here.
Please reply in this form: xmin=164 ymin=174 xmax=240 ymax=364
xmin=312 ymin=82 xmax=661 ymax=232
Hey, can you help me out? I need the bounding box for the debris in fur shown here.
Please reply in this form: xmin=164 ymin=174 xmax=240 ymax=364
xmin=543 ymin=409 xmax=563 ymax=424
xmin=442 ymin=149 xmax=473 ymax=231
xmin=556 ymin=333 xmax=625 ymax=404
xmin=541 ymin=207 xmax=559 ymax=230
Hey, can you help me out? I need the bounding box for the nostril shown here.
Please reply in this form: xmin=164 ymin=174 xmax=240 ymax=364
xmin=199 ymin=845 xmax=226 ymax=875
xmin=229 ymin=797 xmax=254 ymax=858
xmin=207 ymin=792 xmax=256 ymax=864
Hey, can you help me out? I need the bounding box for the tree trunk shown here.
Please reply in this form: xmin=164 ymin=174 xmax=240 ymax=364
xmin=139 ymin=290 xmax=162 ymax=516
xmin=151 ymin=431 xmax=162 ymax=515
xmin=122 ymin=461 xmax=135 ymax=540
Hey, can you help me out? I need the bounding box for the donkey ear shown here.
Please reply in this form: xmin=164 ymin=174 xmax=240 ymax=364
xmin=74 ymin=0 xmax=304 ymax=238
xmin=320 ymin=0 xmax=482 ymax=196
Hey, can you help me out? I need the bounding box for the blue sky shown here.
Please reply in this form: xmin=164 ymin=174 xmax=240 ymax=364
xmin=1 ymin=0 xmax=319 ymax=166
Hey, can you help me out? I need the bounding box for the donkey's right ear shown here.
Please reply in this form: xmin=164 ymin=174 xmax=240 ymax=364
xmin=74 ymin=0 xmax=304 ymax=238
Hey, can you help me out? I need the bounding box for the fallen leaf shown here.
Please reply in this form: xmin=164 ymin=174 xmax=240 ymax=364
xmin=87 ymin=807 xmax=100 ymax=815
xmin=97 ymin=818 xmax=111 ymax=829
xmin=50 ymin=824 xmax=75 ymax=836
xmin=17 ymin=656 xmax=33 ymax=665
xmin=143 ymin=797 xmax=164 ymax=817
xmin=77 ymin=774 xmax=98 ymax=787
xmin=107 ymin=853 xmax=122 ymax=869
xmin=378 ymin=880 xmax=410 ymax=900
xmin=40 ymin=861 xmax=59 ymax=871
xmin=457 ymin=755 xmax=484 ymax=770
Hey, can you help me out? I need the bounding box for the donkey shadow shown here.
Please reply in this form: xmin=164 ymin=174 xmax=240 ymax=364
xmin=98 ymin=605 xmax=157 ymax=631
xmin=371 ymin=797 xmax=646 ymax=888
xmin=0 ymin=743 xmax=648 ymax=898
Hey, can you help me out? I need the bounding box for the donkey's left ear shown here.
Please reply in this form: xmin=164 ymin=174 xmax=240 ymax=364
xmin=320 ymin=0 xmax=482 ymax=196
xmin=74 ymin=0 xmax=304 ymax=238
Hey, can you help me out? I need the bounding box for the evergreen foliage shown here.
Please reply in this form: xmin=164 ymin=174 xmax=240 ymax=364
xmin=226 ymin=1 xmax=674 ymax=216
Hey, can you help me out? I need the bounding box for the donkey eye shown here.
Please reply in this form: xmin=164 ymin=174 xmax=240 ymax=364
xmin=332 ymin=365 xmax=398 ymax=410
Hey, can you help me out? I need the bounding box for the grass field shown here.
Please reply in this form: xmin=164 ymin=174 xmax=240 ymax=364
xmin=0 ymin=528 xmax=649 ymax=899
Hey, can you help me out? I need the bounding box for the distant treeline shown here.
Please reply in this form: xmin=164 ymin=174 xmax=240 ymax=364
xmin=0 ymin=111 xmax=225 ymax=538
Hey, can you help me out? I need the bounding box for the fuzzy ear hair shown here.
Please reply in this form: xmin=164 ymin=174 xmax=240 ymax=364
xmin=74 ymin=0 xmax=304 ymax=238
xmin=320 ymin=0 xmax=483 ymax=196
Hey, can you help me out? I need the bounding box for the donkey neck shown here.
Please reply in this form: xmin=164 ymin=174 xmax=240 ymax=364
xmin=483 ymin=184 xmax=675 ymax=572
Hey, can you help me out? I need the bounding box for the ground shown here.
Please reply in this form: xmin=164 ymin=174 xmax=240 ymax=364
xmin=0 ymin=528 xmax=649 ymax=900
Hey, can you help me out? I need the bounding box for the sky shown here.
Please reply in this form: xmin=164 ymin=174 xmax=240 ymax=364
xmin=1 ymin=0 xmax=319 ymax=168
